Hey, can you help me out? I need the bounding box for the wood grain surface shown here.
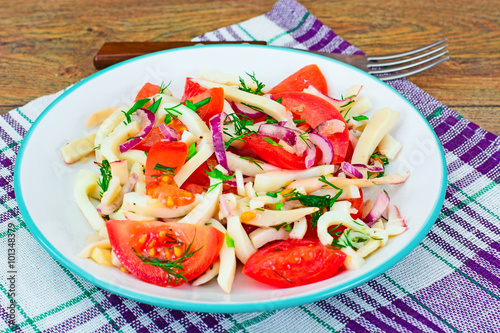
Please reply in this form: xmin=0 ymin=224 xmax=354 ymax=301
xmin=1 ymin=0 xmax=498 ymax=134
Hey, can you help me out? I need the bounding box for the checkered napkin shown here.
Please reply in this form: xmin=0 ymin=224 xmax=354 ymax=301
xmin=1 ymin=0 xmax=499 ymax=331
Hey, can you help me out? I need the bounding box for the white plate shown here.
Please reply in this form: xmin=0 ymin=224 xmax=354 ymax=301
xmin=14 ymin=45 xmax=447 ymax=313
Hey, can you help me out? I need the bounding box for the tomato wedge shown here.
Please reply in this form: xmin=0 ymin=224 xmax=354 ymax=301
xmin=273 ymin=92 xmax=349 ymax=164
xmin=133 ymin=128 xmax=165 ymax=152
xmin=145 ymin=141 xmax=187 ymax=183
xmin=134 ymin=118 xmax=187 ymax=152
xmin=145 ymin=141 xmax=196 ymax=206
xmin=346 ymin=189 xmax=364 ymax=220
xmin=135 ymin=83 xmax=161 ymax=106
xmin=269 ymin=64 xmax=328 ymax=95
xmin=243 ymin=239 xmax=346 ymax=287
xmin=107 ymin=220 xmax=224 ymax=286
xmin=243 ymin=134 xmax=307 ymax=170
xmin=182 ymin=78 xmax=207 ymax=101
xmin=189 ymin=87 xmax=225 ymax=124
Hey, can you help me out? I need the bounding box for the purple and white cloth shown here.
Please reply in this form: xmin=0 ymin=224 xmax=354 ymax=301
xmin=1 ymin=0 xmax=499 ymax=331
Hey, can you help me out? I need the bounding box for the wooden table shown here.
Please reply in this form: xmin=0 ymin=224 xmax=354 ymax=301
xmin=1 ymin=0 xmax=498 ymax=134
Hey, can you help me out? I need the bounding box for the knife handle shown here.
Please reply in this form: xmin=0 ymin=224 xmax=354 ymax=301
xmin=93 ymin=41 xmax=267 ymax=69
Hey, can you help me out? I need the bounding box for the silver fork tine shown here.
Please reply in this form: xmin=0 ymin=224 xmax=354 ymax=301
xmin=367 ymin=38 xmax=448 ymax=61
xmin=369 ymin=50 xmax=449 ymax=74
xmin=377 ymin=56 xmax=449 ymax=81
xmin=366 ymin=44 xmax=448 ymax=68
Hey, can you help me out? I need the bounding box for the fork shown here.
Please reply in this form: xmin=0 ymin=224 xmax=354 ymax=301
xmin=311 ymin=39 xmax=449 ymax=81
xmin=93 ymin=39 xmax=449 ymax=81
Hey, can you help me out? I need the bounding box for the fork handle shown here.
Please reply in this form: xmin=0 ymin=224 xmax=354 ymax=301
xmin=93 ymin=41 xmax=267 ymax=69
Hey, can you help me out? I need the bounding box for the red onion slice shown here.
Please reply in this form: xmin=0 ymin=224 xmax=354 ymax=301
xmin=159 ymin=123 xmax=181 ymax=141
xmin=210 ymin=112 xmax=230 ymax=171
xmin=308 ymin=132 xmax=333 ymax=165
xmin=304 ymin=142 xmax=317 ymax=168
xmin=96 ymin=173 xmax=139 ymax=215
xmin=316 ymin=119 xmax=346 ymax=136
xmin=341 ymin=161 xmax=363 ymax=178
xmin=257 ymin=124 xmax=297 ymax=147
xmin=119 ymin=108 xmax=156 ymax=153
xmin=351 ymin=163 xmax=384 ymax=173
xmin=364 ymin=189 xmax=390 ymax=226
xmin=231 ymin=101 xmax=263 ymax=119
xmin=304 ymin=85 xmax=362 ymax=111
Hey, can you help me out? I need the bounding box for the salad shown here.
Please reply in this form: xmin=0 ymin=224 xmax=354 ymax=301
xmin=62 ymin=64 xmax=409 ymax=293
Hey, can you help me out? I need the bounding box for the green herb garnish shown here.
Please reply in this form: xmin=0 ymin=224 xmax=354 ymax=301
xmin=151 ymin=163 xmax=176 ymax=178
xmin=271 ymin=222 xmax=288 ymax=231
xmin=225 ymin=234 xmax=235 ymax=248
xmin=265 ymin=115 xmax=278 ymax=124
xmin=263 ymin=137 xmax=283 ymax=147
xmin=205 ymin=168 xmax=236 ymax=193
xmin=239 ymin=156 xmax=264 ymax=170
xmin=352 ymin=115 xmax=369 ymax=121
xmin=147 ymin=97 xmax=163 ymax=114
xmin=238 ymin=72 xmax=265 ymax=96
xmin=223 ymin=113 xmax=257 ymax=149
xmin=287 ymin=191 xmax=339 ymax=228
xmin=159 ymin=81 xmax=171 ymax=94
xmin=122 ymin=98 xmax=150 ymax=125
xmin=132 ymin=233 xmax=202 ymax=285
xmin=96 ymin=160 xmax=112 ymax=197
xmin=186 ymin=143 xmax=197 ymax=161
xmin=184 ymin=97 xmax=212 ymax=112
xmin=273 ymin=270 xmax=293 ymax=284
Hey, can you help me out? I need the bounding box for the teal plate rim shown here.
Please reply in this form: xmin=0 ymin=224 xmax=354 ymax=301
xmin=14 ymin=44 xmax=448 ymax=313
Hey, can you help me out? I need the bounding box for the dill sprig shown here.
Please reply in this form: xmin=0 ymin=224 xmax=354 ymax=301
xmin=147 ymin=97 xmax=163 ymax=114
xmin=263 ymin=137 xmax=283 ymax=147
xmin=159 ymin=81 xmax=171 ymax=94
xmin=151 ymin=163 xmax=176 ymax=178
xmin=238 ymin=72 xmax=265 ymax=96
xmin=96 ymin=160 xmax=112 ymax=197
xmin=133 ymin=233 xmax=202 ymax=285
xmin=352 ymin=115 xmax=369 ymax=121
xmin=163 ymin=97 xmax=211 ymax=123
xmin=122 ymin=98 xmax=150 ymax=125
xmin=163 ymin=106 xmax=182 ymax=125
xmin=239 ymin=156 xmax=264 ymax=170
xmin=184 ymin=97 xmax=212 ymax=112
xmin=273 ymin=270 xmax=293 ymax=284
xmin=287 ymin=192 xmax=336 ymax=228
xmin=298 ymin=132 xmax=312 ymax=149
xmin=205 ymin=168 xmax=236 ymax=193
xmin=223 ymin=113 xmax=257 ymax=149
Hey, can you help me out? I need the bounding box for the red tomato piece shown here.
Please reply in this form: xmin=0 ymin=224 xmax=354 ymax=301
xmin=242 ymin=239 xmax=346 ymax=287
xmin=182 ymin=78 xmax=207 ymax=101
xmin=133 ymin=128 xmax=165 ymax=152
xmin=344 ymin=139 xmax=354 ymax=163
xmin=181 ymin=183 xmax=207 ymax=195
xmin=147 ymin=179 xmax=195 ymax=207
xmin=273 ymin=92 xmax=349 ymax=164
xmin=269 ymin=64 xmax=328 ymax=95
xmin=244 ymin=134 xmax=307 ymax=170
xmin=189 ymin=87 xmax=225 ymax=124
xmin=182 ymin=161 xmax=211 ymax=189
xmin=135 ymin=83 xmax=161 ymax=106
xmin=273 ymin=92 xmax=339 ymax=128
xmin=144 ymin=141 xmax=196 ymax=207
xmin=346 ymin=189 xmax=364 ymax=220
xmin=134 ymin=119 xmax=188 ymax=153
xmin=107 ymin=220 xmax=224 ymax=286
xmin=145 ymin=141 xmax=188 ymax=183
